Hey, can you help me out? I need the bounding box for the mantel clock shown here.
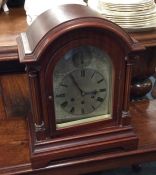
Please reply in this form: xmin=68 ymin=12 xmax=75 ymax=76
xmin=17 ymin=4 xmax=144 ymax=169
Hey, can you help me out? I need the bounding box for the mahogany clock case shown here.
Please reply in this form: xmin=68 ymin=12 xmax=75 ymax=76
xmin=17 ymin=4 xmax=144 ymax=168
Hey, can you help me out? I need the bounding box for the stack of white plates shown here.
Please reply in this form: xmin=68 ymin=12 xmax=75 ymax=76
xmin=88 ymin=0 xmax=156 ymax=31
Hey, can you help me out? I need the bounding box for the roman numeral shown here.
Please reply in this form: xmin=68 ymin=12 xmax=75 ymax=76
xmin=81 ymin=70 xmax=85 ymax=77
xmin=97 ymin=78 xmax=104 ymax=84
xmin=61 ymin=101 xmax=68 ymax=108
xmin=99 ymin=88 xmax=106 ymax=92
xmin=91 ymin=105 xmax=95 ymax=110
xmin=56 ymin=94 xmax=65 ymax=97
xmin=91 ymin=71 xmax=95 ymax=79
xmin=70 ymin=107 xmax=75 ymax=113
xmin=60 ymin=84 xmax=68 ymax=88
xmin=97 ymin=97 xmax=104 ymax=102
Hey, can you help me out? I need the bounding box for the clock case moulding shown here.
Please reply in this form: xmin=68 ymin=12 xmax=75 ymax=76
xmin=17 ymin=4 xmax=144 ymax=169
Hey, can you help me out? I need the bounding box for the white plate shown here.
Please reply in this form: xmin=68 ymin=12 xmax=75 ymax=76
xmin=88 ymin=0 xmax=156 ymax=31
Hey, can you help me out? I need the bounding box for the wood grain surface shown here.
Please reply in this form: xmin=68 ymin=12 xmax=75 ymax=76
xmin=0 ymin=118 xmax=30 ymax=168
xmin=0 ymin=73 xmax=30 ymax=118
xmin=131 ymin=99 xmax=156 ymax=148
xmin=0 ymin=7 xmax=27 ymax=47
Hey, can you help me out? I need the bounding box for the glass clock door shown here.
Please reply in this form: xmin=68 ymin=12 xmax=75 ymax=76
xmin=53 ymin=45 xmax=112 ymax=128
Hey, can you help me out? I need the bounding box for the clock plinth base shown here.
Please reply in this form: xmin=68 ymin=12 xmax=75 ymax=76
xmin=29 ymin=124 xmax=138 ymax=169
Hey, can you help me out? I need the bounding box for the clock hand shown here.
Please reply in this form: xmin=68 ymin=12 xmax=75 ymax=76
xmin=70 ymin=74 xmax=85 ymax=96
xmin=84 ymin=88 xmax=106 ymax=95
xmin=84 ymin=90 xmax=98 ymax=95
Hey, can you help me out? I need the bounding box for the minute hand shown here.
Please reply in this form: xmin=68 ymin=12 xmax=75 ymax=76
xmin=70 ymin=74 xmax=84 ymax=95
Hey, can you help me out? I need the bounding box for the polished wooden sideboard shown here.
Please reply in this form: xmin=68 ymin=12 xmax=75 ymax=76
xmin=0 ymin=8 xmax=27 ymax=72
xmin=0 ymin=7 xmax=156 ymax=175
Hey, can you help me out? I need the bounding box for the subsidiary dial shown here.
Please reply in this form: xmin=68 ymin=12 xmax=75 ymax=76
xmin=72 ymin=47 xmax=92 ymax=68
xmin=55 ymin=68 xmax=107 ymax=115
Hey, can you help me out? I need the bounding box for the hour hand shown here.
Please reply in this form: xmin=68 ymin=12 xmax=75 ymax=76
xmin=84 ymin=90 xmax=97 ymax=95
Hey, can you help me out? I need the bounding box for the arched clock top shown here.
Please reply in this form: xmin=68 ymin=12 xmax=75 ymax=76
xmin=17 ymin=4 xmax=144 ymax=63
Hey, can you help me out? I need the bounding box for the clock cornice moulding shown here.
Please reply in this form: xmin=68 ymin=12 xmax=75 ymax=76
xmin=17 ymin=4 xmax=144 ymax=64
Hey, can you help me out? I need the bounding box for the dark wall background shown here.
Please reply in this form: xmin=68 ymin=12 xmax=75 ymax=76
xmin=7 ymin=0 xmax=25 ymax=7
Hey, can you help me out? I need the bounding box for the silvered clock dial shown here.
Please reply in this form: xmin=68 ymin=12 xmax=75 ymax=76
xmin=53 ymin=45 xmax=112 ymax=128
xmin=56 ymin=68 xmax=107 ymax=115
